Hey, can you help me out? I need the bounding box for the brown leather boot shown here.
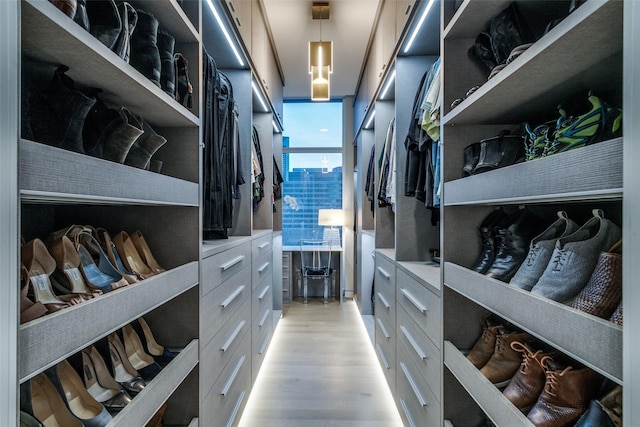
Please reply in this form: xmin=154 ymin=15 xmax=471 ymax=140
xmin=502 ymin=341 xmax=551 ymax=411
xmin=480 ymin=329 xmax=533 ymax=387
xmin=466 ymin=318 xmax=503 ymax=369
xmin=527 ymin=358 xmax=602 ymax=427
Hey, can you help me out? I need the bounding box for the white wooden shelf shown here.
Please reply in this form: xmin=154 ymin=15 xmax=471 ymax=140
xmin=20 ymin=140 xmax=199 ymax=206
xmin=444 ymin=0 xmax=511 ymax=39
xmin=19 ymin=261 xmax=198 ymax=381
xmin=444 ymin=262 xmax=622 ymax=382
xmin=444 ymin=137 xmax=622 ymax=206
xmin=444 ymin=340 xmax=535 ymax=427
xmin=108 ymin=339 xmax=199 ymax=427
xmin=442 ymin=0 xmax=622 ymax=125
xmin=21 ymin=0 xmax=199 ymax=128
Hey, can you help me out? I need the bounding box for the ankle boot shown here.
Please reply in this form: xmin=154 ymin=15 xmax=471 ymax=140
xmin=471 ymin=209 xmax=507 ymax=274
xmin=157 ymin=29 xmax=176 ymax=97
xmin=527 ymin=359 xmax=603 ymax=427
xmin=82 ymin=89 xmax=123 ymax=158
xmin=473 ymin=131 xmax=526 ymax=174
xmin=87 ymin=0 xmax=122 ymax=50
xmin=485 ymin=208 xmax=546 ymax=282
xmin=130 ymin=9 xmax=161 ymax=87
xmin=102 ymin=108 xmax=144 ymax=163
xmin=462 ymin=142 xmax=481 ymax=177
xmin=49 ymin=0 xmax=77 ymax=18
xmin=113 ymin=2 xmax=138 ymax=63
xmin=29 ymin=65 xmax=96 ymax=154
xmin=174 ymin=52 xmax=193 ymax=108
xmin=124 ymin=117 xmax=167 ymax=169
xmin=73 ymin=0 xmax=89 ymax=31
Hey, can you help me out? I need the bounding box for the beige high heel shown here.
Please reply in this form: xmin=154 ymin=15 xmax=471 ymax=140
xmin=130 ymin=230 xmax=165 ymax=274
xmin=122 ymin=324 xmax=156 ymax=370
xmin=30 ymin=373 xmax=83 ymax=427
xmin=47 ymin=235 xmax=99 ymax=295
xmin=19 ymin=264 xmax=48 ymax=324
xmin=94 ymin=227 xmax=139 ymax=284
xmin=108 ymin=333 xmax=146 ymax=394
xmin=113 ymin=231 xmax=155 ymax=280
xmin=81 ymin=346 xmax=132 ymax=413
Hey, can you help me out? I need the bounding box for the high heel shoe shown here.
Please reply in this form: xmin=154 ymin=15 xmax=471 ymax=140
xmin=121 ymin=324 xmax=162 ymax=380
xmin=113 ymin=231 xmax=155 ymax=279
xmin=73 ymin=346 xmax=132 ymax=413
xmin=91 ymin=227 xmax=138 ymax=284
xmin=94 ymin=334 xmax=146 ymax=395
xmin=131 ymin=317 xmax=176 ymax=366
xmin=44 ymin=360 xmax=113 ymax=427
xmin=130 ymin=230 xmax=165 ymax=274
xmin=76 ymin=231 xmax=129 ymax=292
xmin=47 ymin=235 xmax=103 ymax=296
xmin=19 ymin=264 xmax=48 ymax=324
xmin=29 ymin=373 xmax=83 ymax=426
xmin=21 ymin=238 xmax=84 ymax=313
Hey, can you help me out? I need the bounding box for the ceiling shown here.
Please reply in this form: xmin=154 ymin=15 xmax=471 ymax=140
xmin=261 ymin=0 xmax=380 ymax=100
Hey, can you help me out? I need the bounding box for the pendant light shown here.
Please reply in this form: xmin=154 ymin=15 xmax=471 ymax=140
xmin=309 ymin=2 xmax=332 ymax=101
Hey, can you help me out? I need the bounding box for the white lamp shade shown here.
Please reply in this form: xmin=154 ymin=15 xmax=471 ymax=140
xmin=318 ymin=209 xmax=344 ymax=226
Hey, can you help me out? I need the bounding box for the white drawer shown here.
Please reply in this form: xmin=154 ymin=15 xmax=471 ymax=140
xmin=396 ymin=269 xmax=442 ymax=345
xmin=252 ymin=280 xmax=273 ymax=322
xmin=397 ymin=303 xmax=441 ymax=399
xmin=202 ymin=242 xmax=251 ymax=295
xmin=201 ymin=296 xmax=251 ymax=387
xmin=201 ymin=265 xmax=251 ymax=344
xmin=252 ymin=249 xmax=273 ymax=289
xmin=202 ymin=331 xmax=252 ymax=427
xmin=375 ymin=254 xmax=396 ymax=298
xmin=396 ymin=344 xmax=441 ymax=427
xmin=252 ymin=233 xmax=272 ymax=260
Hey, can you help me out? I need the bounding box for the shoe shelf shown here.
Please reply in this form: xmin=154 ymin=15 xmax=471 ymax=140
xmin=443 ymin=262 xmax=623 ymax=383
xmin=442 ymin=0 xmax=622 ymax=125
xmin=133 ymin=0 xmax=200 ymax=44
xmin=21 ymin=0 xmax=199 ymax=128
xmin=397 ymin=261 xmax=441 ymax=295
xmin=18 ymin=261 xmax=198 ymax=382
xmin=443 ymin=340 xmax=535 ymax=427
xmin=19 ymin=139 xmax=199 ymax=206
xmin=108 ymin=338 xmax=199 ymax=427
xmin=444 ymin=137 xmax=622 ymax=206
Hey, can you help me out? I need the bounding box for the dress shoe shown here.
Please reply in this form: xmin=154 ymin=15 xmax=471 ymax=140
xmin=610 ymin=302 xmax=622 ymax=326
xmin=130 ymin=9 xmax=161 ymax=87
xmin=480 ymin=329 xmax=534 ymax=387
xmin=470 ymin=209 xmax=507 ymax=274
xmin=527 ymin=358 xmax=602 ymax=427
xmin=466 ymin=316 xmax=503 ymax=369
xmin=531 ymin=209 xmax=621 ymax=302
xmin=485 ymin=209 xmax=546 ymax=282
xmin=571 ymin=240 xmax=621 ymax=319
xmin=510 ymin=211 xmax=579 ymax=291
xmin=502 ymin=342 xmax=551 ymax=412
xmin=462 ymin=142 xmax=481 ymax=177
xmin=574 ymin=385 xmax=622 ymax=427
xmin=49 ymin=0 xmax=77 ymax=18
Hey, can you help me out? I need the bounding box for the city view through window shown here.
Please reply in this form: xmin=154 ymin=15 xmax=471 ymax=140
xmin=281 ymin=101 xmax=343 ymax=247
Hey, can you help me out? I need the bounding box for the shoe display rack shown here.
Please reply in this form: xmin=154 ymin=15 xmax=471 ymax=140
xmin=440 ymin=0 xmax=624 ymax=425
xmin=19 ymin=0 xmax=201 ymax=425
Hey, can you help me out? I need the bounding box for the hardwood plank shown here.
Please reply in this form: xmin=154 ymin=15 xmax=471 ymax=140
xmin=239 ymin=300 xmax=403 ymax=426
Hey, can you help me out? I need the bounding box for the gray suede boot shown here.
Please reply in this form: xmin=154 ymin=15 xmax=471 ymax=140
xmin=124 ymin=117 xmax=166 ymax=169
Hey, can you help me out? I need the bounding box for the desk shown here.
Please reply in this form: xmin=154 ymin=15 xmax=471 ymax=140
xmin=282 ymin=247 xmax=342 ymax=302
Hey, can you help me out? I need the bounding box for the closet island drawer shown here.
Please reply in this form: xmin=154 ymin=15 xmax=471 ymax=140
xmin=375 ymin=315 xmax=396 ymax=393
xmin=396 ymin=269 xmax=441 ymax=345
xmin=375 ymin=253 xmax=396 ymax=297
xmin=252 ymin=306 xmax=273 ymax=382
xmin=252 ymin=279 xmax=273 ymax=321
xmin=202 ymin=242 xmax=251 ymax=295
xmin=202 ymin=331 xmax=252 ymax=427
xmin=252 ymin=249 xmax=273 ymax=290
xmin=201 ymin=296 xmax=251 ymax=386
xmin=201 ymin=265 xmax=251 ymax=345
xmin=252 ymin=233 xmax=273 ymax=259
xmin=397 ymin=304 xmax=441 ymax=402
xmin=374 ymin=276 xmax=395 ymax=328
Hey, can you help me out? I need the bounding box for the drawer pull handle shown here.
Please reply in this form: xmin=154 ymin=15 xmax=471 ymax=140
xmin=258 ymin=262 xmax=270 ymax=274
xmin=376 ymin=344 xmax=391 ymax=369
xmin=221 ymin=255 xmax=245 ymax=271
xmin=376 ymin=266 xmax=390 ymax=280
xmin=376 ymin=292 xmax=390 ymax=310
xmin=400 ymin=288 xmax=427 ymax=314
xmin=258 ymin=242 xmax=270 ymax=250
xmin=221 ymin=355 xmax=246 ymax=396
xmin=259 ymin=309 xmax=271 ymax=328
xmin=400 ymin=399 xmax=417 ymax=427
xmin=259 ymin=285 xmax=271 ymax=301
xmin=225 ymin=390 xmax=246 ymax=427
xmin=221 ymin=285 xmax=246 ymax=308
xmin=258 ymin=333 xmax=270 ymax=354
xmin=401 ymin=362 xmax=427 ymax=407
xmin=221 ymin=320 xmax=246 ymax=352
xmin=377 ymin=318 xmax=390 ymax=340
xmin=400 ymin=325 xmax=428 ymax=360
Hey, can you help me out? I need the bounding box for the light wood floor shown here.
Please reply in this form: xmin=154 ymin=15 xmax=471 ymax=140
xmin=238 ymin=299 xmax=404 ymax=427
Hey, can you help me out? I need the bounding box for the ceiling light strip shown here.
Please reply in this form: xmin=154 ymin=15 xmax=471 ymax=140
xmin=403 ymin=0 xmax=436 ymax=53
xmin=365 ymin=110 xmax=376 ymax=129
xmin=272 ymin=119 xmax=280 ymax=133
xmin=252 ymin=81 xmax=269 ymax=112
xmin=379 ymin=69 xmax=396 ymax=100
xmin=206 ymin=0 xmax=245 ymax=66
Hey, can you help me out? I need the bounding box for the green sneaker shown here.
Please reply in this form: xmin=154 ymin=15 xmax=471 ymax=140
xmin=524 ymin=121 xmax=554 ymax=161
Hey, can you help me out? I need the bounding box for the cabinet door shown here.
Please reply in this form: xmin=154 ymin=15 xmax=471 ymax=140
xmin=396 ymin=0 xmax=415 ymax=39
xmin=227 ymin=0 xmax=252 ymax=51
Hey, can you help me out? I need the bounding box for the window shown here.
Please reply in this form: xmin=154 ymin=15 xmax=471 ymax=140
xmin=282 ymin=101 xmax=343 ymax=247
